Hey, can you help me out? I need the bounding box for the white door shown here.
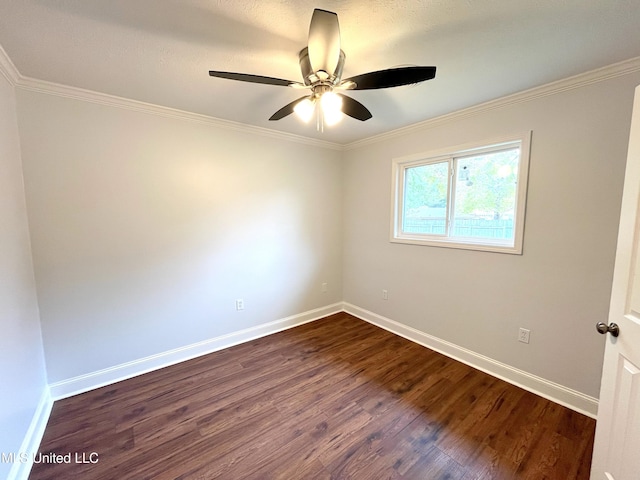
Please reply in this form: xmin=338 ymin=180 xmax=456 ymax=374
xmin=591 ymin=85 xmax=640 ymax=480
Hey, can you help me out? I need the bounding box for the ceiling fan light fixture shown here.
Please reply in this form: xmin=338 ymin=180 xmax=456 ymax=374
xmin=208 ymin=9 xmax=436 ymax=127
xmin=294 ymin=97 xmax=316 ymax=123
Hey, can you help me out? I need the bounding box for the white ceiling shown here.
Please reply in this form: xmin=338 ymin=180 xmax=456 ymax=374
xmin=1 ymin=0 xmax=640 ymax=145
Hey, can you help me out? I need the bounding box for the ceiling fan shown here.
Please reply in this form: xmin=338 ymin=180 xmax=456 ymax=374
xmin=209 ymin=8 xmax=436 ymax=128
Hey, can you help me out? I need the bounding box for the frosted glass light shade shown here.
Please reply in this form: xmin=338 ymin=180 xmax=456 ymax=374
xmin=294 ymin=98 xmax=315 ymax=123
xmin=320 ymin=92 xmax=343 ymax=126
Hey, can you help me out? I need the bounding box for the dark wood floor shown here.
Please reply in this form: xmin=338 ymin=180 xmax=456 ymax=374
xmin=30 ymin=313 xmax=595 ymax=480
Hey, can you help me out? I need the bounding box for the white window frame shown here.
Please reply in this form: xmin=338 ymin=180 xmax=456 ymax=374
xmin=390 ymin=132 xmax=531 ymax=254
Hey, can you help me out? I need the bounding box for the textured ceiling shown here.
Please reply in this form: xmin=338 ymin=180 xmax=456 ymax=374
xmin=1 ymin=0 xmax=640 ymax=144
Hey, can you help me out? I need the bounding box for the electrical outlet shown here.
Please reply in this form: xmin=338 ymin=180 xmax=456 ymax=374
xmin=382 ymin=289 xmax=388 ymax=300
xmin=322 ymin=282 xmax=328 ymax=292
xmin=518 ymin=328 xmax=530 ymax=344
xmin=235 ymin=299 xmax=244 ymax=311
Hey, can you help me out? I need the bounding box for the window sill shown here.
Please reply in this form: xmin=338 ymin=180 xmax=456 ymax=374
xmin=390 ymin=234 xmax=522 ymax=255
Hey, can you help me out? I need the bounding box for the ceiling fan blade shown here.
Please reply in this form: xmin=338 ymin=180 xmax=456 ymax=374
xmin=269 ymin=96 xmax=309 ymax=121
xmin=209 ymin=71 xmax=301 ymax=87
xmin=337 ymin=94 xmax=372 ymax=121
xmin=343 ymin=66 xmax=436 ymax=90
xmin=307 ymin=9 xmax=341 ymax=77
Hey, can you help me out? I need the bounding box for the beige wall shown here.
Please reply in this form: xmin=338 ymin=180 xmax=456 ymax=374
xmin=342 ymin=72 xmax=640 ymax=398
xmin=0 ymin=72 xmax=47 ymax=479
xmin=17 ymin=90 xmax=344 ymax=383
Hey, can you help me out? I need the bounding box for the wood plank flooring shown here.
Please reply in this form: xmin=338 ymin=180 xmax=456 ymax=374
xmin=29 ymin=313 xmax=595 ymax=479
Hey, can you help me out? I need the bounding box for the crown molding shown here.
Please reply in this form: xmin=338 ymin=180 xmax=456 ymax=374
xmin=0 ymin=44 xmax=20 ymax=86
xmin=4 ymin=38 xmax=640 ymax=152
xmin=0 ymin=45 xmax=341 ymax=152
xmin=344 ymin=55 xmax=640 ymax=151
xmin=16 ymin=76 xmax=343 ymax=151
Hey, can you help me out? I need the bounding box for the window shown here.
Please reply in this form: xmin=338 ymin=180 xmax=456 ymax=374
xmin=391 ymin=133 xmax=531 ymax=254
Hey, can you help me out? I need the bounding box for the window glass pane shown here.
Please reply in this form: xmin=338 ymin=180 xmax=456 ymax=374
xmin=452 ymin=148 xmax=519 ymax=241
xmin=402 ymin=161 xmax=449 ymax=235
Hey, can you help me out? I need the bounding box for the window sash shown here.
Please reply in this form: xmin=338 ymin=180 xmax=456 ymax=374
xmin=400 ymin=158 xmax=452 ymax=238
xmin=391 ymin=134 xmax=530 ymax=254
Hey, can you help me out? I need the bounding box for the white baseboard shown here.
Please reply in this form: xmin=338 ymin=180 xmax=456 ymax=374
xmin=7 ymin=387 xmax=53 ymax=480
xmin=48 ymin=300 xmax=598 ymax=415
xmin=343 ymin=302 xmax=598 ymax=418
xmin=49 ymin=303 xmax=343 ymax=400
